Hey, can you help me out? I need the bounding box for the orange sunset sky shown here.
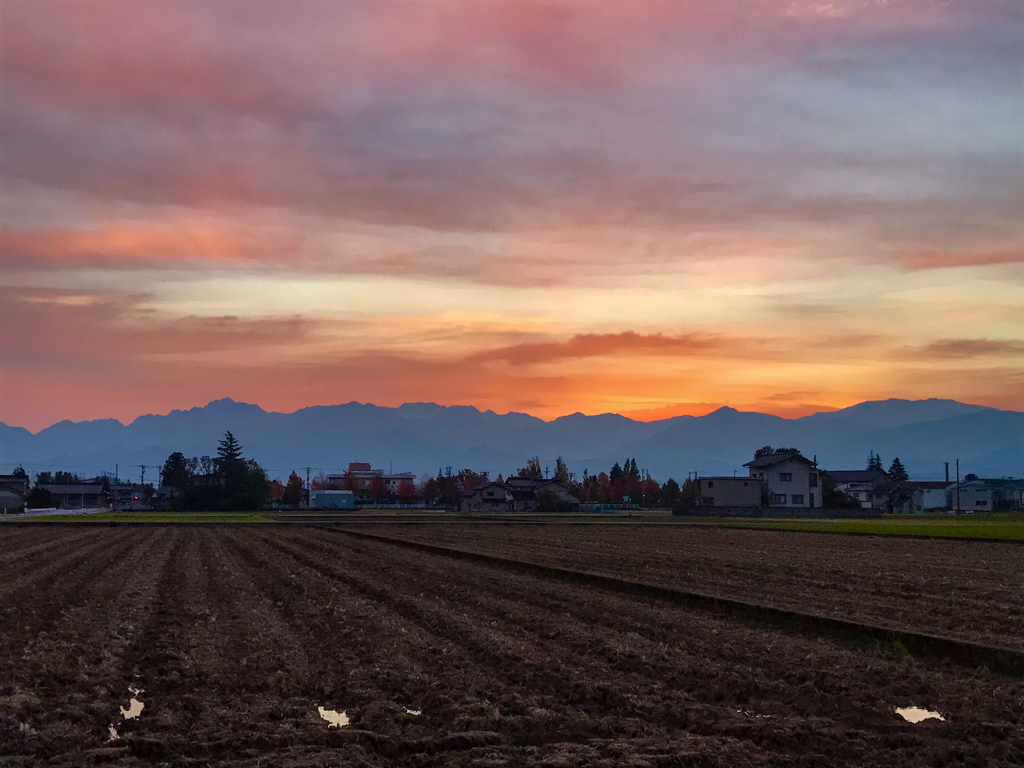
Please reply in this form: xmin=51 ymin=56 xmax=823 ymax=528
xmin=1 ymin=0 xmax=1022 ymax=432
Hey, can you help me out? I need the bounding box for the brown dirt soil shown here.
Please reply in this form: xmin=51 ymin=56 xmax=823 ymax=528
xmin=350 ymin=523 xmax=1024 ymax=649
xmin=1 ymin=526 xmax=1021 ymax=767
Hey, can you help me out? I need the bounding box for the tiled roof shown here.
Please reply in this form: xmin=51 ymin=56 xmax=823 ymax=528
xmin=898 ymin=481 xmax=949 ymax=490
xmin=827 ymin=470 xmax=890 ymax=483
xmin=43 ymin=483 xmax=107 ymax=495
xmin=743 ymin=451 xmax=814 ymax=469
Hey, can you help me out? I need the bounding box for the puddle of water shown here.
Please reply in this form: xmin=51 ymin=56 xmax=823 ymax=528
xmin=108 ymin=725 xmax=120 ymax=741
xmin=120 ymin=687 xmax=144 ymax=720
xmin=895 ymin=706 xmax=944 ymax=723
xmin=318 ymin=706 xmax=350 ymax=728
xmin=405 ymin=708 xmax=422 ymax=716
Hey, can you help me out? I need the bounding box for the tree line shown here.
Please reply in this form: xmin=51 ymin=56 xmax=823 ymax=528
xmin=160 ymin=432 xmax=270 ymax=511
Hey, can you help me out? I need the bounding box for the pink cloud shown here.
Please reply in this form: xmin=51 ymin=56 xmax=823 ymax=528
xmin=467 ymin=332 xmax=759 ymax=366
xmin=902 ymin=251 xmax=1024 ymax=270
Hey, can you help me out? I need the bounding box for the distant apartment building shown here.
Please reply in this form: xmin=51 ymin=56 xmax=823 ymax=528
xmin=696 ymin=477 xmax=762 ymax=508
xmin=326 ymin=462 xmax=416 ymax=498
xmin=744 ymin=451 xmax=822 ymax=508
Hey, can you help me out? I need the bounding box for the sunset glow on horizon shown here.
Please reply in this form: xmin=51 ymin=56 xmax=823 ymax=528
xmin=2 ymin=0 xmax=1022 ymax=432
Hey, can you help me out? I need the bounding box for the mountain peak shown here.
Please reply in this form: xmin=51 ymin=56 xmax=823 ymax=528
xmin=3 ymin=398 xmax=1019 ymax=482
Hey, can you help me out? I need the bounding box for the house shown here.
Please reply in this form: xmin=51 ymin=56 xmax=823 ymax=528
xmin=881 ymin=481 xmax=948 ymax=514
xmin=950 ymin=481 xmax=993 ymax=512
xmin=904 ymin=481 xmax=950 ymax=513
xmin=0 ymin=474 xmax=29 ymax=513
xmin=992 ymin=479 xmax=1024 ymax=510
xmin=461 ymin=481 xmax=513 ymax=512
xmin=697 ymin=477 xmax=763 ymax=508
xmin=41 ymin=481 xmax=108 ymax=509
xmin=827 ymin=470 xmax=892 ymax=509
xmin=952 ymin=478 xmax=1024 ymax=511
xmin=498 ymin=478 xmax=582 ymax=512
xmin=946 ymin=479 xmax=1024 ymax=512
xmin=744 ymin=451 xmax=822 ymax=508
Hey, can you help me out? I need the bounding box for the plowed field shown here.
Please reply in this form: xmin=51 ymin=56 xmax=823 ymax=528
xmin=1 ymin=526 xmax=1021 ymax=767
xmin=352 ymin=523 xmax=1024 ymax=648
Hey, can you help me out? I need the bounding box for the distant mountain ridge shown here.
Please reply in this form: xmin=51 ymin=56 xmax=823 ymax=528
xmin=1 ymin=398 xmax=1020 ymax=482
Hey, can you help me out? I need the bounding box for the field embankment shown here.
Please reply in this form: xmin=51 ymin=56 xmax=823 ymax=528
xmin=347 ymin=522 xmax=1024 ymax=649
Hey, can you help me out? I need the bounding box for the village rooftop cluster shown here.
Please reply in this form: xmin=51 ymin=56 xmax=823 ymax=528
xmin=2 ymin=435 xmax=1021 ymax=516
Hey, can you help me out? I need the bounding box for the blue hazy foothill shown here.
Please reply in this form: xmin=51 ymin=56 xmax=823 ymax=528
xmin=0 ymin=398 xmax=1020 ymax=481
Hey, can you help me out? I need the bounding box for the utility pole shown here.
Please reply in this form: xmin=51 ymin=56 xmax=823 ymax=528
xmin=305 ymin=466 xmax=311 ymax=508
xmin=955 ymin=459 xmax=960 ymax=513
xmin=138 ymin=464 xmax=145 ymax=486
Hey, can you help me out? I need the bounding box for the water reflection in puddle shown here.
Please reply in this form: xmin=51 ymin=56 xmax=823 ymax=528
xmin=896 ymin=706 xmax=944 ymax=723
xmin=318 ymin=706 xmax=350 ymax=728
xmin=120 ymin=687 xmax=144 ymax=720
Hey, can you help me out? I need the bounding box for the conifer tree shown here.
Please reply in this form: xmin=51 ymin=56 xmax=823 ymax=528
xmin=217 ymin=431 xmax=244 ymax=463
xmin=888 ymin=457 xmax=908 ymax=482
xmin=867 ymin=451 xmax=883 ymax=472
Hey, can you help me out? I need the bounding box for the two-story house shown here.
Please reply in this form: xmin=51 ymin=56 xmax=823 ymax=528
xmin=462 ymin=481 xmax=513 ymax=512
xmin=743 ymin=450 xmax=822 ymax=508
xmin=827 ymin=469 xmax=892 ymax=509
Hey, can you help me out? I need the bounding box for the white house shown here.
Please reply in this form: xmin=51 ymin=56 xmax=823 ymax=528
xmin=743 ymin=451 xmax=822 ymax=508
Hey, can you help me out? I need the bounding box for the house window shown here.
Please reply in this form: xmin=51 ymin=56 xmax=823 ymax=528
xmin=809 ymin=473 xmax=818 ymax=488
xmin=742 ymin=481 xmax=749 ymax=487
xmin=772 ymin=494 xmax=787 ymax=504
xmin=707 ymin=481 xmax=714 ymax=488
xmin=702 ymin=496 xmax=715 ymax=506
xmin=976 ymin=500 xmax=987 ymax=506
xmin=779 ymin=473 xmax=792 ymax=482
xmin=486 ymin=491 xmax=494 ymax=497
xmin=791 ymin=494 xmax=804 ymax=504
